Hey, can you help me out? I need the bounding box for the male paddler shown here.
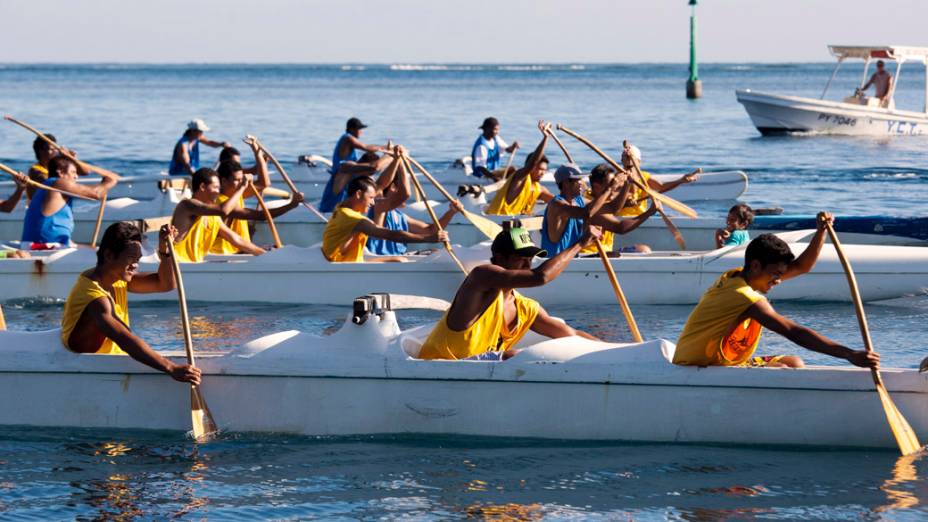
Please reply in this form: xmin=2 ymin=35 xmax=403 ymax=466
xmin=61 ymin=222 xmax=200 ymax=383
xmin=540 ymin=163 xmax=621 ymax=256
xmin=27 ymin=134 xmax=60 ymax=199
xmin=418 ymin=220 xmax=600 ymax=360
xmin=578 ymin=163 xmax=659 ymax=256
xmin=673 ymin=213 xmax=880 ymax=369
xmin=472 ymin=117 xmax=519 ymax=180
xmin=485 ymin=120 xmax=555 ymax=216
xmin=319 ymin=117 xmax=391 ymax=212
xmin=171 ymin=168 xmax=304 ymax=262
xmin=21 ymin=156 xmax=117 ymax=246
xmin=620 ymin=145 xmax=699 ymax=217
xmin=210 ymin=138 xmax=273 ymax=254
xmin=169 ymin=119 xmax=230 ymax=176
xmin=322 ymin=176 xmax=448 ymax=262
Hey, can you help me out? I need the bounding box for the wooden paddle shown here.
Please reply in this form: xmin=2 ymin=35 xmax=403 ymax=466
xmin=594 ymin=238 xmax=643 ymax=342
xmin=166 ymin=238 xmax=219 ymax=443
xmin=4 ymin=115 xmax=122 ymax=181
xmin=825 ymin=221 xmax=922 ymax=456
xmin=90 ymin=192 xmax=108 ymax=247
xmin=555 ymin=125 xmax=697 ymax=218
xmin=405 ymin=155 xmax=503 ymax=240
xmin=0 ymin=163 xmax=96 ymax=201
xmin=498 ymin=147 xmax=517 ymax=179
xmin=247 ymin=181 xmax=283 ymax=248
xmin=401 ymin=155 xmax=468 ymax=274
xmin=250 ymin=137 xmax=329 ymax=223
xmin=621 ymin=140 xmax=687 ymax=250
xmin=546 ymin=129 xmax=575 ymax=163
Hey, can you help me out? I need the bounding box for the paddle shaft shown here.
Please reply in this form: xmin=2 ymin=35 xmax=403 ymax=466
xmin=500 ymin=147 xmax=516 ymax=177
xmin=166 ymin=240 xmax=197 ymax=366
xmin=401 ymin=156 xmax=468 ymax=274
xmin=4 ymin=116 xmax=122 ymax=181
xmin=594 ymin=238 xmax=643 ymax=342
xmin=90 ymin=192 xmax=107 ymax=247
xmin=253 ymin=139 xmax=329 ymax=223
xmin=0 ymin=163 xmax=96 ymax=201
xmin=248 ymin=182 xmax=283 ymax=248
xmin=546 ymin=129 xmax=575 ymax=163
xmin=623 ymin=145 xmax=687 ymax=250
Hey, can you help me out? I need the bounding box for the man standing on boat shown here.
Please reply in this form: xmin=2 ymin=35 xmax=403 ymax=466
xmin=859 ymin=60 xmax=894 ymax=108
xmin=673 ymin=213 xmax=880 ymax=369
xmin=485 ymin=120 xmax=556 ymax=216
xmin=319 ymin=117 xmax=391 ymax=212
xmin=418 ymin=220 xmax=601 ymax=360
xmin=61 ymin=222 xmax=201 ymax=384
xmin=168 ymin=119 xmax=230 ymax=176
xmin=540 ymin=164 xmax=622 ymax=256
xmin=322 ymin=175 xmax=449 ymax=262
xmin=171 ymin=168 xmax=304 ymax=262
xmin=619 ymin=146 xmax=699 ymax=217
xmin=472 ymin=117 xmax=519 ymax=180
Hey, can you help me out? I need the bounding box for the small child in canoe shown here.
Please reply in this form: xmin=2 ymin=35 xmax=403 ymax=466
xmin=715 ymin=203 xmax=754 ymax=249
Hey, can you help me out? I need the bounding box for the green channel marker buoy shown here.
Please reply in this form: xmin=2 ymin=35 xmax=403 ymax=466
xmin=686 ymin=0 xmax=703 ymax=99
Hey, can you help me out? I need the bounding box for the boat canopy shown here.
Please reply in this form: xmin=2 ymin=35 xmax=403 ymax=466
xmin=828 ymin=45 xmax=928 ymax=63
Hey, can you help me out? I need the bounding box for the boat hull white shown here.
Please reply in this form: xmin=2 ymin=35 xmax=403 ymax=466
xmin=736 ymin=89 xmax=928 ymax=136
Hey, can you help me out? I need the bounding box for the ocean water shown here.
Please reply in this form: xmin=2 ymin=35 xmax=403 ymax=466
xmin=2 ymin=63 xmax=928 ymax=519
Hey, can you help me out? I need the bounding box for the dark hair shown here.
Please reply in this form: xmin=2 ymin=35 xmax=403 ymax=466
xmin=480 ymin=117 xmax=499 ymax=130
xmin=191 ymin=168 xmax=218 ymax=192
xmin=32 ymin=134 xmax=57 ymax=159
xmin=744 ymin=234 xmax=795 ymax=267
xmin=97 ymin=222 xmax=142 ymax=266
xmin=729 ymin=203 xmax=755 ymax=227
xmin=359 ymin=151 xmax=379 ymax=163
xmin=219 ymin=146 xmax=241 ymax=163
xmin=589 ymin=163 xmax=616 ymax=185
xmin=347 ymin=175 xmax=376 ymax=197
xmin=523 ymin=151 xmax=549 ymax=169
xmin=47 ymin=155 xmax=76 ymax=178
xmin=217 ymin=160 xmax=243 ymax=181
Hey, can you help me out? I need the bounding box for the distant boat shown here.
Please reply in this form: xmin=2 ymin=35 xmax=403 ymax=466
xmin=736 ymin=45 xmax=928 ymax=136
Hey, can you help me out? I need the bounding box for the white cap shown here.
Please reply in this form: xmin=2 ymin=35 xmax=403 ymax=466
xmin=187 ymin=119 xmax=210 ymax=132
xmin=623 ymin=145 xmax=641 ymax=162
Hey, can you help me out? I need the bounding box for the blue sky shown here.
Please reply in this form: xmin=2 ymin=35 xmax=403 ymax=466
xmin=1 ymin=0 xmax=925 ymax=63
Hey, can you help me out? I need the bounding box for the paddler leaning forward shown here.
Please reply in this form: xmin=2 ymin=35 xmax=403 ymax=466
xmin=322 ymin=175 xmax=448 ymax=262
xmin=418 ymin=220 xmax=601 ymax=361
xmin=673 ymin=212 xmax=880 ymax=369
xmin=171 ymin=168 xmax=304 ymax=262
xmin=485 ymin=120 xmax=556 ymax=216
xmin=61 ymin=222 xmax=200 ymax=384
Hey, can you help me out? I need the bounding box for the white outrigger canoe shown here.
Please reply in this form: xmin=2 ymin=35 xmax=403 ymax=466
xmin=4 ymin=231 xmax=927 ymax=305
xmin=0 ymin=293 xmax=925 ymax=449
xmin=737 ymin=45 xmax=928 ymax=136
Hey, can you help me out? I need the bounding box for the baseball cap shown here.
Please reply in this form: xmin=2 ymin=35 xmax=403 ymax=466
xmin=491 ymin=220 xmax=547 ymax=258
xmin=346 ymin=117 xmax=368 ymax=130
xmin=553 ymin=163 xmax=587 ymax=185
xmin=479 ymin=117 xmax=500 ymax=130
xmin=187 ymin=119 xmax=210 ymax=132
xmin=623 ymin=145 xmax=641 ymax=162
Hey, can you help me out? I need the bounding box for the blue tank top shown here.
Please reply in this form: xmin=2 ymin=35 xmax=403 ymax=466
xmin=471 ymin=135 xmax=501 ymax=176
xmin=21 ymin=178 xmax=75 ymax=244
xmin=366 ymin=208 xmax=409 ymax=256
xmin=540 ymin=195 xmax=585 ymax=256
xmin=723 ymin=229 xmax=750 ymax=247
xmin=168 ymin=134 xmax=200 ymax=176
xmin=321 ymin=133 xmax=365 ymax=212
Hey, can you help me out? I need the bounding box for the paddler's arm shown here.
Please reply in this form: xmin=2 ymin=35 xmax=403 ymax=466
xmin=374 ymin=151 xmax=404 ymax=195
xmin=783 ymin=211 xmax=832 ymax=281
xmin=592 ymin=199 xmax=659 ymax=235
xmin=246 ymin=138 xmax=271 ymax=192
xmin=472 ymin=227 xmax=600 ymax=289
xmin=0 ymin=174 xmax=26 ymax=213
xmin=651 ymin=168 xmax=701 ymax=193
xmin=406 ymin=200 xmax=464 ymax=234
xmin=529 ymin=306 xmax=601 ymax=341
xmin=216 ymin=221 xmax=266 ymax=255
xmin=227 ymin=192 xmax=306 ymax=220
xmin=84 ymin=298 xmax=202 ymax=384
xmin=355 ymin=218 xmax=448 ymax=244
xmin=175 ymin=141 xmax=194 ymax=175
xmin=344 ymin=134 xmax=386 ymax=154
xmin=743 ymin=300 xmax=879 ymax=369
xmin=585 ymin=174 xmax=625 ymax=218
xmin=127 ymin=225 xmax=177 ymax=293
xmin=514 ymin=121 xmax=551 ymax=181
xmin=199 ymin=136 xmax=231 ymax=149
xmin=53 ymin=175 xmax=116 ymax=201
xmin=220 ymin=182 xmax=250 ymax=216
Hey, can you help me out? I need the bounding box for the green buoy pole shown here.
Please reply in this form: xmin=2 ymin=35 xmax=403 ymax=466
xmin=686 ymin=0 xmax=703 ymax=99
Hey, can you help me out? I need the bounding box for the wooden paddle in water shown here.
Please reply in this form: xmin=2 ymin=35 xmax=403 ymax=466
xmin=405 ymin=155 xmax=503 ymax=240
xmin=247 ymin=180 xmax=283 ymax=248
xmin=401 ymin=155 xmax=468 ymax=274
xmin=166 ymin=239 xmax=219 ymax=442
xmin=249 ymin=137 xmax=329 ymax=223
xmin=4 ymin=115 xmax=122 ymax=181
xmin=825 ymin=221 xmax=922 ymax=456
xmin=594 ymin=238 xmax=643 ymax=342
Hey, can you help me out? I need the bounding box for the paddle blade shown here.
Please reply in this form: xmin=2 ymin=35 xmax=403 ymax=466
xmin=190 ymin=386 xmax=219 ymax=443
xmin=462 ymin=209 xmax=502 ymax=240
xmin=876 ymin=383 xmax=923 ymax=456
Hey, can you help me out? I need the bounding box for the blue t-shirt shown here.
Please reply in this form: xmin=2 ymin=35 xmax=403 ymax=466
xmin=22 ymin=178 xmax=74 ymax=244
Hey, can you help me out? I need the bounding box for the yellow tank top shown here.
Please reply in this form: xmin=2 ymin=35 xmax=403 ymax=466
xmin=322 ymin=204 xmax=368 ymax=262
xmin=174 ymin=214 xmax=222 ymax=263
xmin=673 ymin=268 xmax=765 ymax=366
xmin=210 ymin=194 xmax=250 ymax=254
xmin=418 ymin=290 xmax=540 ymax=360
xmin=60 ymin=273 xmax=129 ymax=355
xmin=486 ymin=177 xmax=541 ymax=216
xmin=579 ymin=229 xmax=614 ymax=255
xmin=620 ymin=170 xmax=652 ymax=217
